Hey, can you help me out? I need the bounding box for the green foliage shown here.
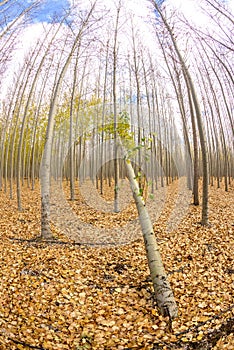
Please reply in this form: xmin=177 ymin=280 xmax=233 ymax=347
xmin=99 ymin=110 xmax=135 ymax=150
xmin=134 ymin=171 xmax=142 ymax=180
xmin=138 ymin=188 xmax=144 ymax=197
xmin=149 ymin=193 xmax=154 ymax=200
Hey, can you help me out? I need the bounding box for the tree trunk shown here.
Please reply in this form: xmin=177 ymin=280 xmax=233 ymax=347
xmin=124 ymin=156 xmax=178 ymax=319
xmin=41 ymin=2 xmax=97 ymax=239
xmin=151 ymin=1 xmax=209 ymax=225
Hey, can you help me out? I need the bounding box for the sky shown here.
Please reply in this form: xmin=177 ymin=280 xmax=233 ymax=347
xmin=1 ymin=0 xmax=233 ymax=40
xmin=0 ymin=0 xmax=233 ymax=100
xmin=0 ymin=0 xmax=70 ymax=24
xmin=34 ymin=0 xmax=71 ymax=22
xmin=1 ymin=0 xmax=234 ymax=27
xmin=2 ymin=0 xmax=234 ymax=37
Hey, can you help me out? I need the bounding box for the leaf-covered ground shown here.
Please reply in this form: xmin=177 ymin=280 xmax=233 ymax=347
xmin=0 ymin=180 xmax=233 ymax=349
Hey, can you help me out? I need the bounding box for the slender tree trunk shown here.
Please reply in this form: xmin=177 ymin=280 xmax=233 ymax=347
xmin=16 ymin=38 xmax=49 ymax=211
xmin=112 ymin=3 xmax=121 ymax=213
xmin=124 ymin=151 xmax=178 ymax=319
xmin=187 ymin=88 xmax=199 ymax=205
xmin=41 ymin=3 xmax=97 ymax=238
xmin=69 ymin=51 xmax=80 ymax=201
xmin=151 ymin=1 xmax=209 ymax=225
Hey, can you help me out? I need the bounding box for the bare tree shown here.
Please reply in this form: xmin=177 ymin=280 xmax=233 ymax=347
xmin=40 ymin=1 xmax=98 ymax=239
xmin=150 ymin=0 xmax=209 ymax=225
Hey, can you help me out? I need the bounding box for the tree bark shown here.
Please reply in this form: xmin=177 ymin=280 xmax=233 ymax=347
xmin=124 ymin=156 xmax=178 ymax=319
xmin=151 ymin=0 xmax=209 ymax=225
xmin=41 ymin=2 xmax=97 ymax=238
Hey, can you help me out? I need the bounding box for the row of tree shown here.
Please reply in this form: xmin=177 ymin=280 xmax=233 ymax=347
xmin=0 ymin=0 xmax=233 ymax=318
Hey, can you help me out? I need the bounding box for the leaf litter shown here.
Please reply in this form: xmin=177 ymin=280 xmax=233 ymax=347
xmin=0 ymin=179 xmax=233 ymax=349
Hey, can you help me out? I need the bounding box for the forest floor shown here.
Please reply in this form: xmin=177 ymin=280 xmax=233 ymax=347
xmin=0 ymin=179 xmax=233 ymax=349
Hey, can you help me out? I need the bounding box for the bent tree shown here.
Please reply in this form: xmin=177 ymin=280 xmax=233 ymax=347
xmin=109 ymin=106 xmax=178 ymax=318
xmin=123 ymin=141 xmax=178 ymax=319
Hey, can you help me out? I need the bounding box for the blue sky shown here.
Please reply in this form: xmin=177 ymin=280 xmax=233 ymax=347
xmin=2 ymin=0 xmax=233 ymax=29
xmin=1 ymin=0 xmax=71 ymax=26
xmin=35 ymin=0 xmax=71 ymax=23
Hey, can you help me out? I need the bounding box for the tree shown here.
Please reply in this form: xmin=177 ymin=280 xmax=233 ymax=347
xmin=0 ymin=1 xmax=39 ymax=78
xmin=40 ymin=1 xmax=98 ymax=239
xmin=118 ymin=113 xmax=178 ymax=319
xmin=150 ymin=0 xmax=209 ymax=225
xmin=112 ymin=1 xmax=121 ymax=213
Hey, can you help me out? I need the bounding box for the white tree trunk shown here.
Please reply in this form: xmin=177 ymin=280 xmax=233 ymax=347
xmin=124 ymin=157 xmax=178 ymax=319
xmin=41 ymin=2 xmax=97 ymax=239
